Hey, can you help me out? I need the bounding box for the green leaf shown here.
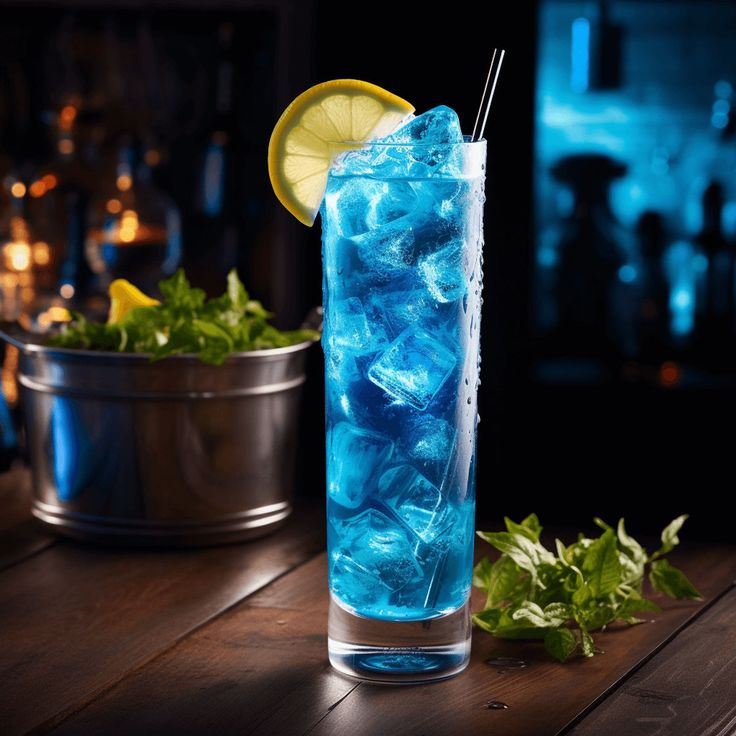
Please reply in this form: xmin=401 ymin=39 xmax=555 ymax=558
xmin=472 ymin=608 xmax=546 ymax=640
xmin=582 ymin=529 xmax=622 ymax=597
xmin=649 ymin=559 xmax=702 ymax=600
xmin=511 ymin=601 xmax=550 ymax=628
xmin=580 ymin=629 xmax=596 ymax=657
xmin=472 ymin=557 xmax=494 ymax=592
xmin=652 ymin=515 xmax=689 ymax=559
xmin=46 ymin=269 xmax=319 ymax=363
xmin=616 ymin=594 xmax=660 ymax=620
xmin=226 ymin=269 xmax=249 ymax=312
xmin=472 ymin=514 xmax=703 ymax=665
xmin=482 ymin=555 xmax=527 ymax=606
xmin=504 ymin=514 xmax=542 ymax=542
xmin=476 ymin=531 xmax=555 ymax=580
xmin=544 ymin=628 xmax=577 ymax=662
xmin=617 ymin=519 xmax=647 ymax=564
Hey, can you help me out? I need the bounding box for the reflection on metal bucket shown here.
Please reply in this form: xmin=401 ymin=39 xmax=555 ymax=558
xmin=1 ymin=311 xmax=319 ymax=546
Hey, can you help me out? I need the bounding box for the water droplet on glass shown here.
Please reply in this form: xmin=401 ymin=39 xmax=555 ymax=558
xmin=485 ymin=700 xmax=509 ymax=710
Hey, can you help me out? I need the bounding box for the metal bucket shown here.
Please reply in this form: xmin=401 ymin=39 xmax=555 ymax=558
xmin=1 ymin=319 xmax=318 ymax=546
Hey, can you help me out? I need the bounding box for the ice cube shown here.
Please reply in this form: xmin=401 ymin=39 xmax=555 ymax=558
xmin=327 ymin=422 xmax=394 ymax=508
xmin=366 ymin=180 xmax=419 ymax=229
xmin=335 ymin=509 xmax=422 ymax=591
xmin=324 ymin=177 xmax=387 ymax=237
xmin=326 ymin=296 xmax=387 ymax=351
xmin=330 ymin=553 xmax=387 ymax=610
xmin=379 ymin=465 xmax=454 ymax=543
xmin=383 ymin=106 xmax=464 ymax=145
xmin=418 ymin=238 xmax=468 ymax=303
xmin=368 ymin=327 xmax=457 ymax=410
xmin=402 ymin=414 xmax=458 ymax=490
xmin=351 ymin=221 xmax=416 ymax=279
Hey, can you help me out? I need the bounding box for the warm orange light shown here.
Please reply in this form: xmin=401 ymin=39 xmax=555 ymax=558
xmin=60 ymin=283 xmax=75 ymax=299
xmin=106 ymin=198 xmax=123 ymax=214
xmin=59 ymin=105 xmax=77 ymax=129
xmin=38 ymin=305 xmax=71 ymax=328
xmin=144 ymin=149 xmax=161 ymax=166
xmin=9 ymin=216 xmax=30 ymax=242
xmin=4 ymin=242 xmax=32 ymax=271
xmin=116 ymin=174 xmax=132 ymax=192
xmin=29 ymin=181 xmax=46 ymax=198
xmin=659 ymin=361 xmax=681 ymax=388
xmin=33 ymin=241 xmax=51 ymax=266
xmin=2 ymin=345 xmax=19 ymax=406
xmin=17 ymin=272 xmax=32 ymax=286
xmin=41 ymin=174 xmax=58 ymax=189
xmin=58 ymin=139 xmax=74 ymax=155
xmin=10 ymin=182 xmax=26 ymax=198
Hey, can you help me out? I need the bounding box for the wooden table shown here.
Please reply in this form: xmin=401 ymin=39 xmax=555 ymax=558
xmin=1 ymin=467 xmax=735 ymax=736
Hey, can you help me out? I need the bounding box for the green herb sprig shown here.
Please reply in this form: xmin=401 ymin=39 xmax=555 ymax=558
xmin=48 ymin=269 xmax=320 ymax=364
xmin=473 ymin=514 xmax=702 ymax=662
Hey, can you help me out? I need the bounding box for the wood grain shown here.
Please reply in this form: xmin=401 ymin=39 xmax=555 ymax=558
xmin=568 ymin=586 xmax=736 ymax=736
xmin=0 ymin=466 xmax=55 ymax=571
xmin=0 ymin=504 xmax=324 ymax=735
xmin=48 ymin=544 xmax=736 ymax=736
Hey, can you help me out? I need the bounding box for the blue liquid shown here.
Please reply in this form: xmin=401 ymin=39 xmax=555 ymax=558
xmin=321 ymin=108 xmax=485 ymax=622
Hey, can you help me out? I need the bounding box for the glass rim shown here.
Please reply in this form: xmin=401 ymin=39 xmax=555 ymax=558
xmin=327 ymin=136 xmax=486 ymax=149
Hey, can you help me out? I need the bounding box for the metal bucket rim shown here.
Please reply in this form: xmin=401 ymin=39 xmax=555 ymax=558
xmin=0 ymin=330 xmax=318 ymax=365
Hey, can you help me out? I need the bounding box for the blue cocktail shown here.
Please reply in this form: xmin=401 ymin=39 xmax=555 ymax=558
xmin=321 ymin=106 xmax=486 ymax=681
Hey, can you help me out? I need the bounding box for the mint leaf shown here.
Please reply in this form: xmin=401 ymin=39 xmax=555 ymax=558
xmin=649 ymin=559 xmax=702 ymax=600
xmin=504 ymin=513 xmax=542 ymax=542
xmin=617 ymin=519 xmax=647 ymax=564
xmin=580 ymin=629 xmax=596 ymax=657
xmin=473 ymin=514 xmax=702 ymax=663
xmin=47 ymin=268 xmax=319 ymax=363
xmin=544 ymin=628 xmax=577 ymax=662
xmin=582 ymin=529 xmax=621 ymax=597
xmin=652 ymin=515 xmax=689 ymax=559
xmin=475 ymin=554 xmax=526 ymax=607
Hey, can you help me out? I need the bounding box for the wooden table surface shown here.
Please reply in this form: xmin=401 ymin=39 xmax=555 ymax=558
xmin=1 ymin=467 xmax=735 ymax=736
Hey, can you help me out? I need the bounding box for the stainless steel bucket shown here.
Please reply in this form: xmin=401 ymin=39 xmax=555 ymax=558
xmin=1 ymin=322 xmax=318 ymax=546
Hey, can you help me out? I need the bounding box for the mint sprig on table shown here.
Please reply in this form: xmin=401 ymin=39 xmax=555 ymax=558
xmin=49 ymin=269 xmax=320 ymax=365
xmin=472 ymin=514 xmax=702 ymax=662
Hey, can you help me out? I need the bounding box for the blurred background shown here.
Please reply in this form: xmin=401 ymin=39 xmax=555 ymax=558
xmin=0 ymin=0 xmax=734 ymax=539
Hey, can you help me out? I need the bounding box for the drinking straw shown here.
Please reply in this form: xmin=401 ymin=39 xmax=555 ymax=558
xmin=471 ymin=48 xmax=506 ymax=142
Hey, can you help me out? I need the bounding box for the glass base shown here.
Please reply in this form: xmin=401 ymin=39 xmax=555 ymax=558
xmin=327 ymin=595 xmax=471 ymax=683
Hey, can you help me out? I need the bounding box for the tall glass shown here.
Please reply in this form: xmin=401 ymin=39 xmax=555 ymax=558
xmin=321 ymin=137 xmax=486 ymax=682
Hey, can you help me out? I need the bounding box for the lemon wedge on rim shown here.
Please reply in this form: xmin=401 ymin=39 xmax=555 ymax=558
xmin=108 ymin=279 xmax=160 ymax=324
xmin=268 ymin=79 xmax=414 ymax=226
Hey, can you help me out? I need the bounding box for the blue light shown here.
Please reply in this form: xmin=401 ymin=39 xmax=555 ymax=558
xmin=665 ymin=241 xmax=697 ymax=338
xmin=673 ymin=289 xmax=691 ymax=309
xmin=723 ymin=202 xmax=736 ymax=238
xmin=618 ymin=264 xmax=637 ymax=283
xmin=571 ymin=18 xmax=590 ymax=93
xmin=714 ymin=79 xmax=734 ymax=99
xmin=713 ymin=99 xmax=731 ymax=115
xmin=711 ymin=112 xmax=729 ymax=130
xmin=693 ymin=253 xmax=708 ymax=274
xmin=538 ymin=247 xmax=558 ymax=267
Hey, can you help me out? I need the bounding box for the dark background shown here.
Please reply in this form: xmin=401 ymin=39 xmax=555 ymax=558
xmin=1 ymin=0 xmax=734 ymax=541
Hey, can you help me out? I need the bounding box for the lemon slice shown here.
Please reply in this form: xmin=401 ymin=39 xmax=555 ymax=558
xmin=268 ymin=79 xmax=414 ymax=226
xmin=108 ymin=279 xmax=160 ymax=324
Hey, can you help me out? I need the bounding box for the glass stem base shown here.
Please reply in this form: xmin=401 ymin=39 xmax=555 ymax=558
xmin=327 ymin=595 xmax=471 ymax=683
